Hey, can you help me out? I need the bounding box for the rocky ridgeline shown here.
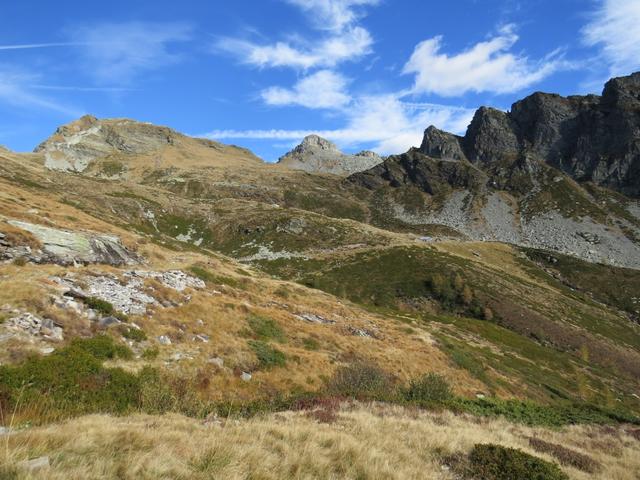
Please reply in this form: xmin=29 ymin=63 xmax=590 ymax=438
xmin=278 ymin=135 xmax=383 ymax=176
xmin=418 ymin=72 xmax=640 ymax=197
xmin=349 ymin=73 xmax=640 ymax=268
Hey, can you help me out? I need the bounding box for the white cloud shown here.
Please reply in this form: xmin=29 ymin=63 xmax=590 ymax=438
xmin=202 ymin=95 xmax=474 ymax=155
xmin=582 ymin=0 xmax=640 ymax=76
xmin=69 ymin=22 xmax=192 ymax=83
xmin=0 ymin=43 xmax=81 ymax=50
xmin=215 ymin=26 xmax=372 ymax=70
xmin=403 ymin=25 xmax=566 ymax=96
xmin=262 ymin=70 xmax=351 ymax=108
xmin=0 ymin=67 xmax=83 ymax=116
xmin=284 ymin=0 xmax=380 ymax=31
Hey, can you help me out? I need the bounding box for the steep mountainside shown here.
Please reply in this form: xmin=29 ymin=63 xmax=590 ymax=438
xmin=1 ymin=73 xmax=640 ymax=480
xmin=36 ymin=115 xmax=262 ymax=176
xmin=419 ymin=72 xmax=640 ymax=196
xmin=278 ymin=134 xmax=383 ymax=176
xmin=350 ymin=73 xmax=640 ymax=268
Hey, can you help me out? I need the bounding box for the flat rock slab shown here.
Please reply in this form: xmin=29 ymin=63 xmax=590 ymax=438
xmin=8 ymin=220 xmax=138 ymax=266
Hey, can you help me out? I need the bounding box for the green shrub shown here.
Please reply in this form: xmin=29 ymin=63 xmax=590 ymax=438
xmin=121 ymin=326 xmax=147 ymax=342
xmin=302 ymin=337 xmax=320 ymax=350
xmin=83 ymin=297 xmax=115 ymax=315
xmin=0 ymin=337 xmax=139 ymax=417
xmin=247 ymin=315 xmax=286 ymax=342
xmin=141 ymin=347 xmax=160 ymax=360
xmin=454 ymin=397 xmax=639 ymax=427
xmin=464 ymin=444 xmax=568 ymax=480
xmin=70 ymin=335 xmax=133 ymax=360
xmin=249 ymin=340 xmax=286 ymax=369
xmin=328 ymin=361 xmax=395 ymax=401
xmin=403 ymin=373 xmax=452 ymax=405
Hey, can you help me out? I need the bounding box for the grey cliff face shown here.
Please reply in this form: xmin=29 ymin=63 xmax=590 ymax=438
xmin=278 ymin=135 xmax=383 ymax=176
xmin=420 ymin=72 xmax=640 ymax=197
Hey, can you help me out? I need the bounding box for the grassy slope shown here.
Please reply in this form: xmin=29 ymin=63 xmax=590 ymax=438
xmin=2 ymin=404 xmax=639 ymax=480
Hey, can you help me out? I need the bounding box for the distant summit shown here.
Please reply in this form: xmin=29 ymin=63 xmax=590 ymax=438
xmin=36 ymin=115 xmax=262 ymax=174
xmin=277 ymin=135 xmax=382 ymax=176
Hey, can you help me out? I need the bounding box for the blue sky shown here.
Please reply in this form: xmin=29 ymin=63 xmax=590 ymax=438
xmin=1 ymin=0 xmax=639 ymax=161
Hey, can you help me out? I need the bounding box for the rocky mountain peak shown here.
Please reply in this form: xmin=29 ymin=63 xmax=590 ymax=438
xmin=418 ymin=71 xmax=640 ymax=197
xmin=298 ymin=134 xmax=339 ymax=152
xmin=278 ymin=135 xmax=383 ymax=176
xmin=36 ymin=116 xmax=181 ymax=173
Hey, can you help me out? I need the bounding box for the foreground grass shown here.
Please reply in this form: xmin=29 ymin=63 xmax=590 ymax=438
xmin=1 ymin=403 xmax=639 ymax=480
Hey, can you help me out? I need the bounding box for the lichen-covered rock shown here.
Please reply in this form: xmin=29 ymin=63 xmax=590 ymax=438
xmin=5 ymin=220 xmax=138 ymax=266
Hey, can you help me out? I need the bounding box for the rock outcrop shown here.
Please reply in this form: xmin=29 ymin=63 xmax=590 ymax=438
xmin=35 ymin=115 xmax=263 ymax=173
xmin=420 ymin=72 xmax=640 ymax=197
xmin=3 ymin=220 xmax=139 ymax=266
xmin=35 ymin=115 xmax=180 ymax=172
xmin=351 ymin=149 xmax=487 ymax=196
xmin=278 ymin=135 xmax=383 ymax=176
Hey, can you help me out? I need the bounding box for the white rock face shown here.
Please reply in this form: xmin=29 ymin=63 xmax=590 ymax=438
xmin=36 ymin=115 xmax=178 ymax=173
xmin=278 ymin=135 xmax=383 ymax=176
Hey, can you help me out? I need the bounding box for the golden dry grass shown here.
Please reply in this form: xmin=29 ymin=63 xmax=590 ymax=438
xmin=1 ymin=403 xmax=638 ymax=479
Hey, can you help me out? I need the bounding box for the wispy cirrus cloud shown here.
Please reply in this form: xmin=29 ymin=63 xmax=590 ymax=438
xmin=0 ymin=66 xmax=84 ymax=117
xmin=68 ymin=21 xmax=193 ymax=84
xmin=582 ymin=0 xmax=640 ymax=77
xmin=403 ymin=24 xmax=570 ymax=96
xmin=0 ymin=42 xmax=82 ymax=51
xmin=284 ymin=0 xmax=380 ymax=31
xmin=202 ymin=95 xmax=474 ymax=155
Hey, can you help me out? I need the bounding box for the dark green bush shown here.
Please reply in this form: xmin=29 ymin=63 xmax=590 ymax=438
xmin=328 ymin=361 xmax=395 ymax=401
xmin=0 ymin=337 xmax=139 ymax=417
xmin=142 ymin=347 xmax=160 ymax=360
xmin=70 ymin=335 xmax=133 ymax=360
xmin=83 ymin=297 xmax=115 ymax=315
xmin=249 ymin=340 xmax=286 ymax=369
xmin=403 ymin=373 xmax=452 ymax=405
xmin=454 ymin=397 xmax=639 ymax=427
xmin=464 ymin=444 xmax=568 ymax=480
xmin=121 ymin=326 xmax=147 ymax=342
xmin=247 ymin=315 xmax=286 ymax=342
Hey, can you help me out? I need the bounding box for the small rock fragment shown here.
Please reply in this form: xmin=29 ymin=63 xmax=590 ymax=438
xmin=18 ymin=456 xmax=50 ymax=471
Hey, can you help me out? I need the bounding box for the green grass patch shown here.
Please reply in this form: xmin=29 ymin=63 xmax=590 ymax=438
xmin=248 ymin=340 xmax=286 ymax=369
xmin=247 ymin=315 xmax=286 ymax=342
xmin=188 ymin=265 xmax=241 ymax=288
